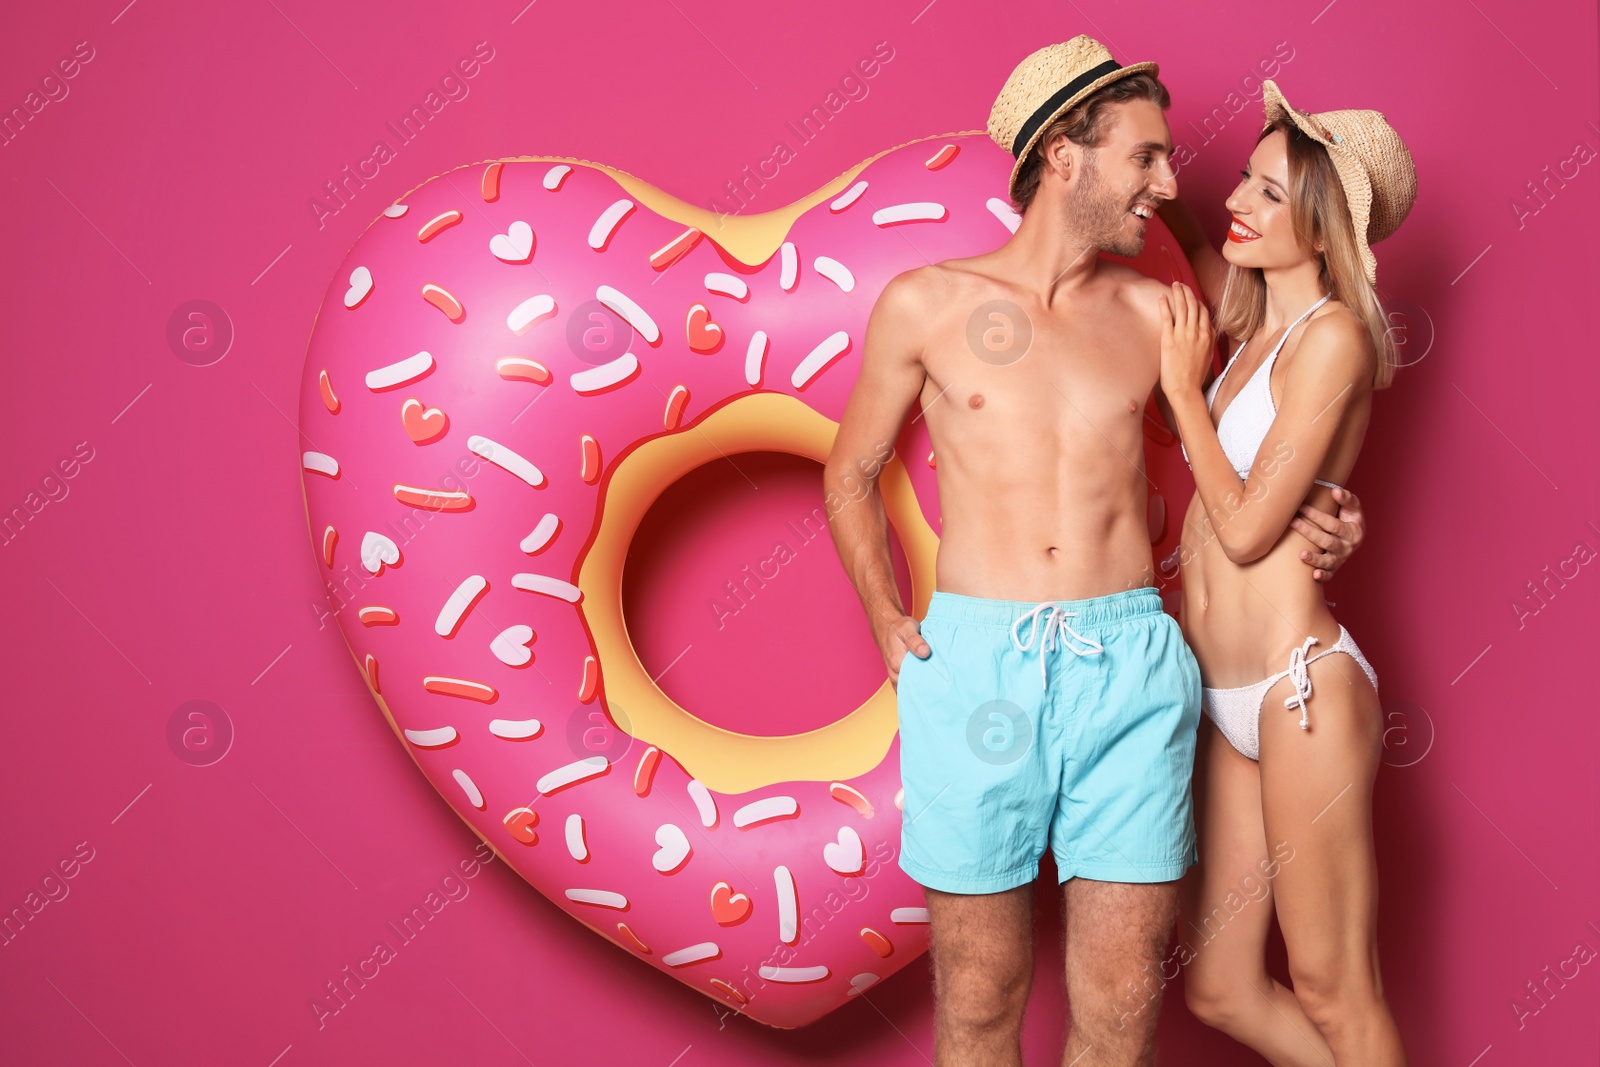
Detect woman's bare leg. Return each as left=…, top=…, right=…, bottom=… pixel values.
left=1182, top=716, right=1335, bottom=1065
left=1259, top=656, right=1407, bottom=1065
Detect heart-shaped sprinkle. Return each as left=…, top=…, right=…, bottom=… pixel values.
left=400, top=398, right=449, bottom=444
left=652, top=823, right=691, bottom=873
left=823, top=826, right=864, bottom=875
left=685, top=303, right=723, bottom=353
left=503, top=806, right=538, bottom=845
left=359, top=531, right=400, bottom=575
left=490, top=624, right=536, bottom=666
left=709, top=880, right=751, bottom=925
left=490, top=220, right=534, bottom=263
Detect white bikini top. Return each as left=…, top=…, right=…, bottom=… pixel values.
left=1181, top=292, right=1344, bottom=491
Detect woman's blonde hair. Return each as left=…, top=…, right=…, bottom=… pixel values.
left=1215, top=118, right=1398, bottom=389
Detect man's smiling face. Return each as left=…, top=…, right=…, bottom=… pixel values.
left=1057, top=97, right=1178, bottom=257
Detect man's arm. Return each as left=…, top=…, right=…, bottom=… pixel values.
left=1292, top=487, right=1367, bottom=581
left=824, top=269, right=932, bottom=685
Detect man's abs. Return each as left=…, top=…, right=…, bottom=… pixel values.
left=920, top=390, right=1158, bottom=601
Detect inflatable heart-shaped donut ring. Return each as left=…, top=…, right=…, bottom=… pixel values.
left=298, top=133, right=1194, bottom=1027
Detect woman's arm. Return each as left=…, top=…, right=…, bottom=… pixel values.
left=1159, top=283, right=1371, bottom=565
left=1156, top=197, right=1229, bottom=310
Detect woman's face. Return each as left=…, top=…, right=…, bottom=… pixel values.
left=1221, top=130, right=1316, bottom=271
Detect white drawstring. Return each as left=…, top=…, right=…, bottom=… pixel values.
left=1011, top=602, right=1104, bottom=691
left=1282, top=635, right=1319, bottom=730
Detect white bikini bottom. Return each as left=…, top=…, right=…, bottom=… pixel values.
left=1200, top=626, right=1379, bottom=762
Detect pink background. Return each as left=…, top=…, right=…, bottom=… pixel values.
left=2, top=0, right=1596, bottom=1063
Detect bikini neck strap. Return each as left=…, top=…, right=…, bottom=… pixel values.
left=1267, top=292, right=1333, bottom=360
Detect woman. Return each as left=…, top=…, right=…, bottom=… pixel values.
left=1154, top=80, right=1416, bottom=1065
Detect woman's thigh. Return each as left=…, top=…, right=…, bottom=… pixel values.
left=1258, top=656, right=1385, bottom=986
left=1181, top=717, right=1280, bottom=989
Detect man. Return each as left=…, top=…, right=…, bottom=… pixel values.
left=823, top=36, right=1365, bottom=1067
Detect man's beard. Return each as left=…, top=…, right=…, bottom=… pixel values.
left=1064, top=150, right=1145, bottom=258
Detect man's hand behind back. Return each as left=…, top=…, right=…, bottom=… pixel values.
left=1292, top=485, right=1367, bottom=582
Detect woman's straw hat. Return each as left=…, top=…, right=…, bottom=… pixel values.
left=1260, top=79, right=1417, bottom=284
left=988, top=36, right=1159, bottom=202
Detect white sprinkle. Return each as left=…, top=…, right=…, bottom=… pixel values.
left=435, top=575, right=488, bottom=637
left=537, top=755, right=608, bottom=795
left=791, top=331, right=850, bottom=390
left=383, top=203, right=408, bottom=218
left=744, top=331, right=769, bottom=387
left=687, top=780, right=718, bottom=828
left=343, top=266, right=373, bottom=308
left=488, top=717, right=542, bottom=740
left=596, top=284, right=660, bottom=344
left=302, top=451, right=339, bottom=477
left=734, top=795, right=799, bottom=828
left=705, top=272, right=749, bottom=299
left=987, top=197, right=1022, bottom=234
left=759, top=964, right=829, bottom=983
left=507, top=294, right=557, bottom=335
left=662, top=942, right=719, bottom=968
left=571, top=353, right=640, bottom=394
left=565, top=814, right=588, bottom=861
left=365, top=351, right=434, bottom=390
left=452, top=768, right=484, bottom=809
left=520, top=513, right=560, bottom=554
left=543, top=165, right=572, bottom=190
left=872, top=202, right=947, bottom=226
left=566, top=888, right=628, bottom=909
left=814, top=255, right=854, bottom=293
left=847, top=973, right=880, bottom=996
left=512, top=573, right=583, bottom=603
left=403, top=726, right=458, bottom=748
left=469, top=435, right=546, bottom=488
left=588, top=199, right=635, bottom=250
left=779, top=241, right=798, bottom=291
left=890, top=907, right=931, bottom=924
left=830, top=180, right=868, bottom=211
left=775, top=865, right=798, bottom=944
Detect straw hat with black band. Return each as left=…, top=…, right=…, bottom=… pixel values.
left=1260, top=78, right=1417, bottom=285
left=988, top=35, right=1160, bottom=203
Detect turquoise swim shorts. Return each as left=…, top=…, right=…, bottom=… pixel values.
left=895, top=586, right=1201, bottom=894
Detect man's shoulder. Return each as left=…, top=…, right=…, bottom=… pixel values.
left=1098, top=259, right=1166, bottom=292
left=877, top=262, right=941, bottom=305
left=1098, top=260, right=1167, bottom=323
left=877, top=259, right=981, bottom=320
